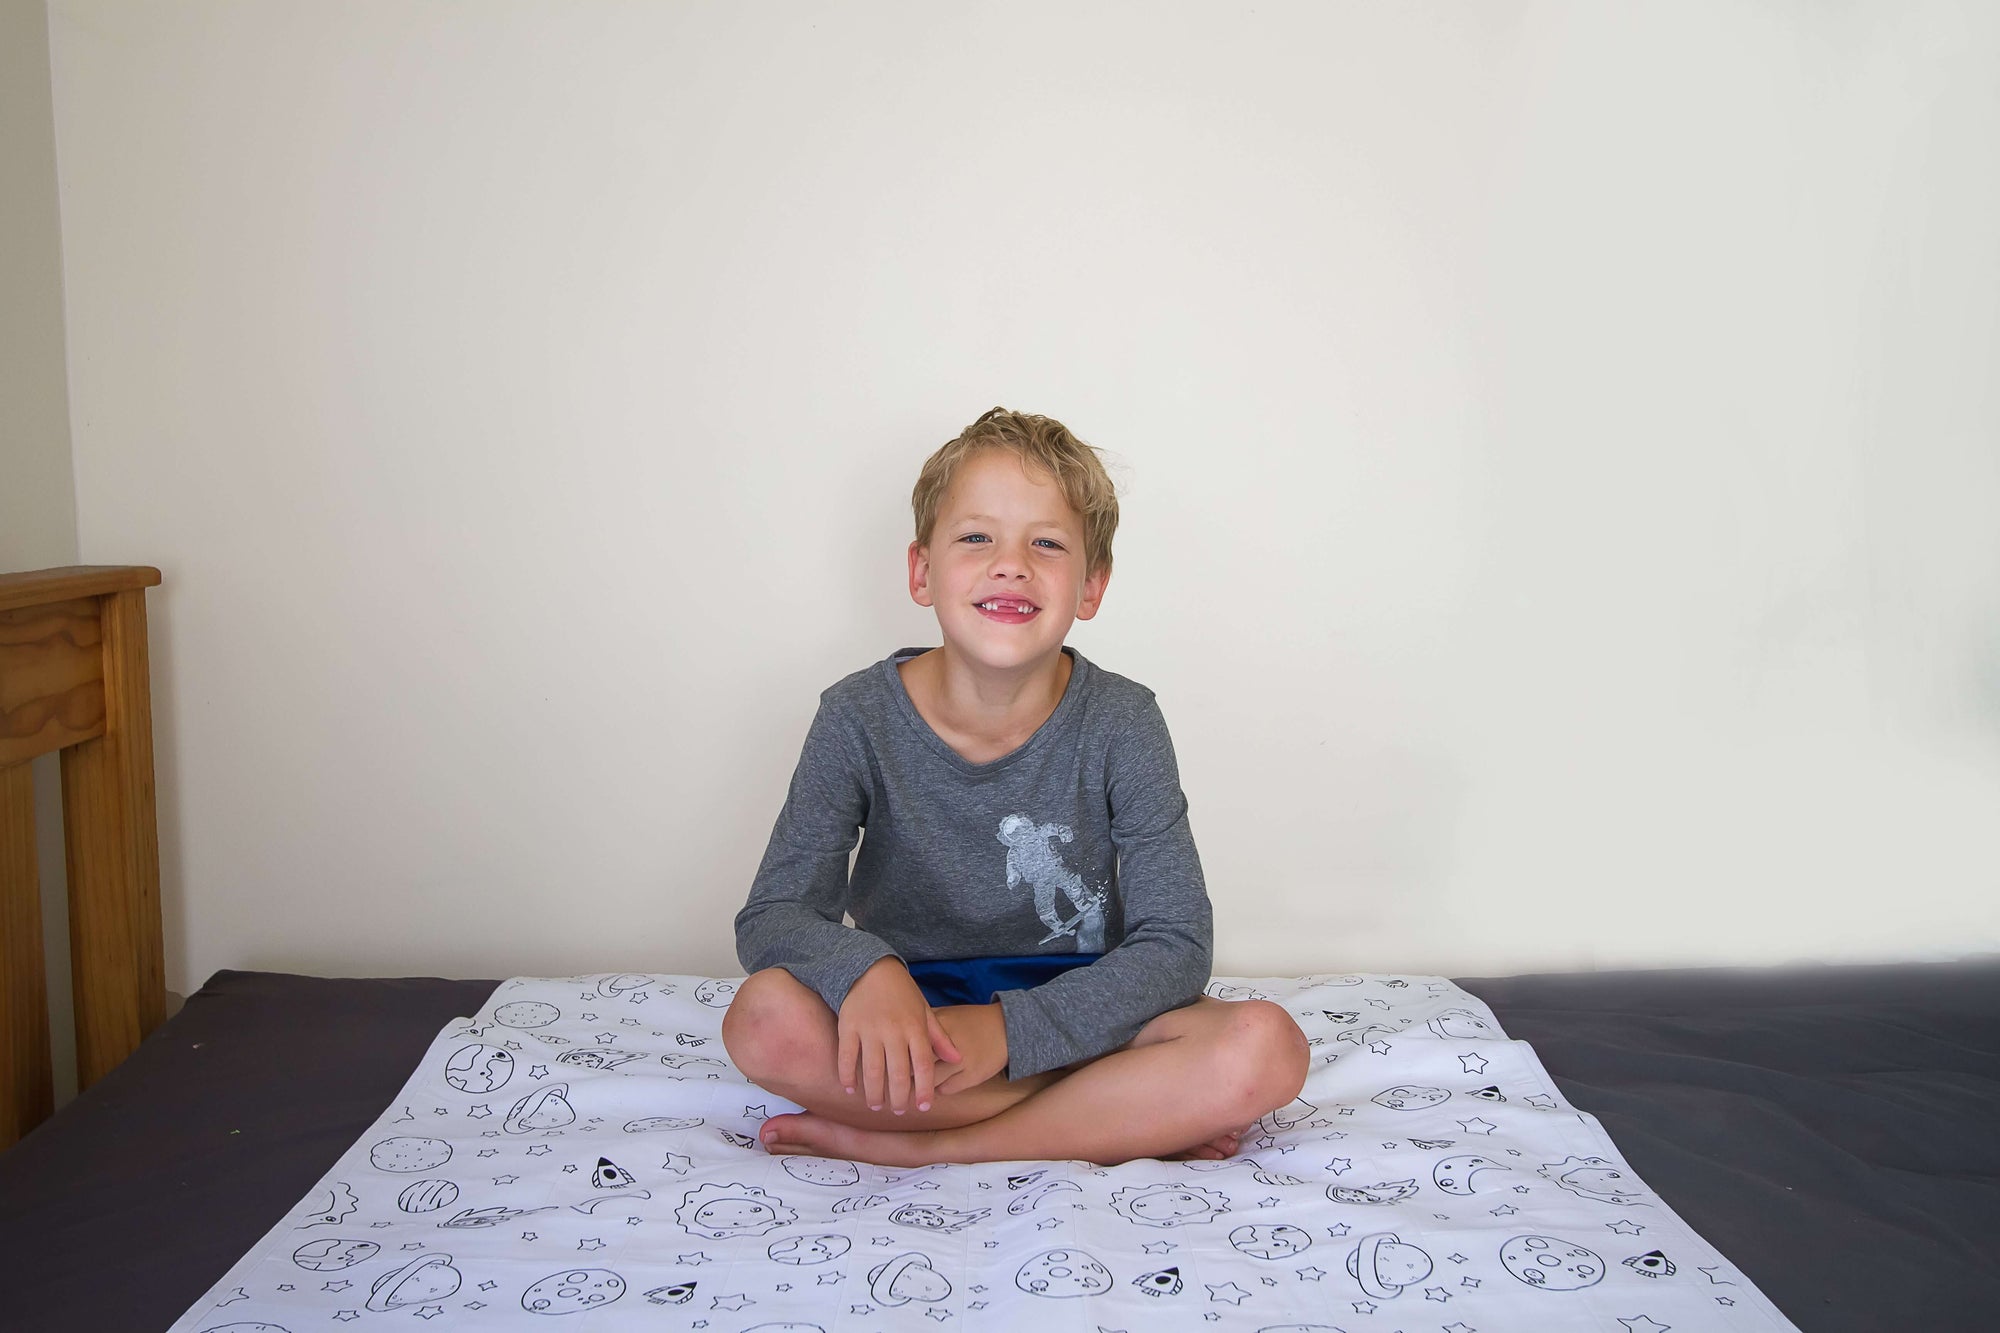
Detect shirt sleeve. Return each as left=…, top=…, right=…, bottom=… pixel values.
left=994, top=694, right=1214, bottom=1079
left=734, top=695, right=901, bottom=1013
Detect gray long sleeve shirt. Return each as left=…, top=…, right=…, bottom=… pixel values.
left=734, top=645, right=1213, bottom=1080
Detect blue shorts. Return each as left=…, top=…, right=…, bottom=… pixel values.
left=905, top=954, right=1104, bottom=1008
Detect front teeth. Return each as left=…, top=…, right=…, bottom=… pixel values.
left=977, top=601, right=1036, bottom=613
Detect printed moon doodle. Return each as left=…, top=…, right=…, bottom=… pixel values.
left=660, top=1053, right=726, bottom=1072
left=367, top=1136, right=451, bottom=1173
left=296, top=1181, right=357, bottom=1227
left=521, top=1267, right=626, bottom=1314
left=1006, top=1178, right=1082, bottom=1214
left=492, top=1001, right=560, bottom=1029
left=781, top=1156, right=861, bottom=1187
left=1499, top=1234, right=1606, bottom=1290
left=1016, top=1248, right=1114, bottom=1297
left=1432, top=1153, right=1512, bottom=1195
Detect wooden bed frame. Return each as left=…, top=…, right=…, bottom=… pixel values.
left=0, top=565, right=165, bottom=1150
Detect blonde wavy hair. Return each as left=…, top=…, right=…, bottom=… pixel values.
left=911, top=407, right=1120, bottom=580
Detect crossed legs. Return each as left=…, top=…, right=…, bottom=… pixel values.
left=721, top=966, right=1311, bottom=1168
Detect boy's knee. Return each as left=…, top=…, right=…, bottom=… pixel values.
left=1217, top=999, right=1310, bottom=1121
left=720, top=968, right=825, bottom=1081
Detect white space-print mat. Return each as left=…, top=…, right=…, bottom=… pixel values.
left=171, top=973, right=1799, bottom=1332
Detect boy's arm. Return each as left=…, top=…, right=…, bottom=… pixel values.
left=733, top=698, right=900, bottom=1012
left=993, top=695, right=1214, bottom=1079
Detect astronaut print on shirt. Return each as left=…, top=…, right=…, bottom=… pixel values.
left=997, top=813, right=1108, bottom=952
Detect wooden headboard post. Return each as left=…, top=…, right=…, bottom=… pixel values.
left=1, top=565, right=165, bottom=1150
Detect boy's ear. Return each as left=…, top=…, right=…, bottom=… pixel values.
left=1073, top=566, right=1110, bottom=621
left=907, top=540, right=933, bottom=607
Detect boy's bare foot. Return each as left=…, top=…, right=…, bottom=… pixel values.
left=1165, top=1122, right=1254, bottom=1161
left=761, top=1111, right=939, bottom=1167
left=761, top=1112, right=1256, bottom=1167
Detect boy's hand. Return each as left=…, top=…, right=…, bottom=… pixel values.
left=932, top=1002, right=1010, bottom=1095
left=837, top=957, right=961, bottom=1114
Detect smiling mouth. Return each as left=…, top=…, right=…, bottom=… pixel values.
left=974, top=599, right=1039, bottom=622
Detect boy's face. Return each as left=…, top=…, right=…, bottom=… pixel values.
left=908, top=449, right=1108, bottom=672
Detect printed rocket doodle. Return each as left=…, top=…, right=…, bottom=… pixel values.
left=167, top=971, right=1801, bottom=1332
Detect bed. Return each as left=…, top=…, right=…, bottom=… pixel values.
left=3, top=566, right=1996, bottom=1332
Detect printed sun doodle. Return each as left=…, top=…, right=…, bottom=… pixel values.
left=168, top=973, right=1801, bottom=1331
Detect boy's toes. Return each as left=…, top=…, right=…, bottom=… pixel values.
left=758, top=1112, right=815, bottom=1154
left=1163, top=1129, right=1242, bottom=1162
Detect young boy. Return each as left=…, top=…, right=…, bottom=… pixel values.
left=722, top=408, right=1309, bottom=1167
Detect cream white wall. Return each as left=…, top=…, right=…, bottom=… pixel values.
left=3, top=0, right=81, bottom=1103
left=43, top=1, right=2000, bottom=994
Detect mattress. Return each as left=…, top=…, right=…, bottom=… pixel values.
left=2, top=960, right=1996, bottom=1331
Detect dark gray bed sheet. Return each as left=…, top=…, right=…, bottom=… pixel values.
left=1, top=962, right=1995, bottom=1332
left=1456, top=959, right=2000, bottom=1330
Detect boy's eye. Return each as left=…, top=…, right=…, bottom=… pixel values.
left=957, top=534, right=1064, bottom=550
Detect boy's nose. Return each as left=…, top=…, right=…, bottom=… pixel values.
left=987, top=543, right=1034, bottom=572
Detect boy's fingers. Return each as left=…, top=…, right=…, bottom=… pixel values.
left=887, top=1044, right=913, bottom=1115
left=926, top=1010, right=962, bottom=1065
left=911, top=1037, right=935, bottom=1112
left=862, top=1041, right=886, bottom=1111
left=837, top=1026, right=859, bottom=1095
